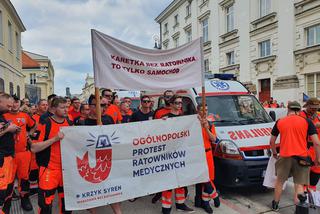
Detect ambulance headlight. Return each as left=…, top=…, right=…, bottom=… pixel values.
left=219, top=140, right=240, bottom=155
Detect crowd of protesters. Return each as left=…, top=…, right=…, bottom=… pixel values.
left=0, top=89, right=220, bottom=214
left=262, top=97, right=285, bottom=108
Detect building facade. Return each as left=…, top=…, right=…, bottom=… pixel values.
left=0, top=0, right=26, bottom=98
left=155, top=0, right=320, bottom=103
left=22, top=50, right=54, bottom=101
left=80, top=74, right=94, bottom=101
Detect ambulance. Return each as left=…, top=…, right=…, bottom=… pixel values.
left=144, top=75, right=276, bottom=187
left=115, top=90, right=141, bottom=110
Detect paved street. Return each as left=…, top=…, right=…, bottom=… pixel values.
left=11, top=180, right=302, bottom=214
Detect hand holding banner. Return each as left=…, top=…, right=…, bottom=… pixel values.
left=61, top=115, right=208, bottom=210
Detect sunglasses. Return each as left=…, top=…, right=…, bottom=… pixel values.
left=142, top=100, right=151, bottom=103
left=103, top=94, right=113, bottom=98
left=164, top=96, right=172, bottom=99
left=174, top=101, right=183, bottom=105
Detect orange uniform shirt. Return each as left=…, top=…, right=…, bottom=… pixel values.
left=69, top=108, right=81, bottom=120
left=32, top=113, right=41, bottom=124
left=104, top=104, right=122, bottom=123
left=4, top=112, right=35, bottom=153
left=202, top=123, right=216, bottom=180
left=300, top=111, right=320, bottom=173
left=154, top=107, right=171, bottom=119
left=36, top=117, right=70, bottom=170
left=269, top=103, right=278, bottom=108
left=127, top=109, right=133, bottom=116
left=271, top=115, right=317, bottom=157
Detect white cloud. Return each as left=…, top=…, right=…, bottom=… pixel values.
left=11, top=0, right=171, bottom=96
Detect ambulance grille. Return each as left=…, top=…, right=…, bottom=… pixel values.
left=243, top=149, right=264, bottom=157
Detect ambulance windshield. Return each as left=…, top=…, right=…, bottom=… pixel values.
left=196, top=95, right=273, bottom=126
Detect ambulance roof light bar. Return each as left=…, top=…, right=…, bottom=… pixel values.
left=205, top=73, right=236, bottom=80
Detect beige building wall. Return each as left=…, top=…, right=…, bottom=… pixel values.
left=0, top=0, right=26, bottom=98
left=294, top=0, right=320, bottom=99
left=156, top=0, right=320, bottom=104
left=23, top=51, right=55, bottom=99
left=80, top=74, right=94, bottom=101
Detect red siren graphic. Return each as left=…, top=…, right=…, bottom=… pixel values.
left=76, top=131, right=119, bottom=183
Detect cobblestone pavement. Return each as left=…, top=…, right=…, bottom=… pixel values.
left=11, top=181, right=304, bottom=214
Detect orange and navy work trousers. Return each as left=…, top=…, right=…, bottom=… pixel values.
left=29, top=152, right=39, bottom=191
left=0, top=156, right=14, bottom=214
left=13, top=151, right=32, bottom=196
left=162, top=187, right=185, bottom=208
left=38, top=167, right=71, bottom=214
left=195, top=181, right=218, bottom=202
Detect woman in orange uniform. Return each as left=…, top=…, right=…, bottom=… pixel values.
left=194, top=104, right=220, bottom=214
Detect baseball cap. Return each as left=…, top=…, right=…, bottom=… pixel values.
left=287, top=101, right=301, bottom=110
left=303, top=97, right=320, bottom=108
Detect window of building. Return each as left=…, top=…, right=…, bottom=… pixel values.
left=8, top=21, right=12, bottom=52
left=9, top=82, right=13, bottom=95
left=260, top=0, right=271, bottom=17
left=226, top=4, right=234, bottom=32
left=202, top=18, right=208, bottom=43
left=30, top=73, right=36, bottom=85
left=259, top=40, right=271, bottom=57
left=16, top=85, right=20, bottom=98
left=307, top=24, right=320, bottom=47
left=174, top=37, right=179, bottom=48
left=0, top=10, right=3, bottom=45
left=204, top=59, right=209, bottom=73
left=186, top=3, right=191, bottom=17
left=163, top=43, right=168, bottom=50
left=174, top=14, right=179, bottom=26
left=306, top=73, right=320, bottom=97
left=164, top=23, right=168, bottom=33
left=226, top=51, right=235, bottom=65
left=0, top=78, right=4, bottom=92
left=15, top=32, right=20, bottom=59
left=186, top=30, right=192, bottom=43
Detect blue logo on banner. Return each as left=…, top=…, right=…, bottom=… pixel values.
left=210, top=81, right=230, bottom=91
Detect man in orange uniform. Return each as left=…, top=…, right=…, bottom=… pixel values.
left=4, top=95, right=36, bottom=211
left=194, top=105, right=219, bottom=214
left=123, top=97, right=134, bottom=116
left=0, top=93, right=21, bottom=214
left=68, top=97, right=81, bottom=119
left=29, top=99, right=48, bottom=195
left=151, top=90, right=175, bottom=204
left=153, top=90, right=174, bottom=119
left=161, top=95, right=194, bottom=214
left=270, top=101, right=320, bottom=210
left=73, top=103, right=90, bottom=125
left=102, top=89, right=122, bottom=123
left=31, top=97, right=72, bottom=214
left=300, top=98, right=320, bottom=190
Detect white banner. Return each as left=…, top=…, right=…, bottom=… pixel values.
left=61, top=115, right=208, bottom=210
left=91, top=29, right=202, bottom=90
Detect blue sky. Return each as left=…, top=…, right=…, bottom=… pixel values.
left=11, top=0, right=172, bottom=95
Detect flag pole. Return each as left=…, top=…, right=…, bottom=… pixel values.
left=200, top=37, right=206, bottom=118
left=95, top=87, right=102, bottom=125
left=92, top=30, right=102, bottom=126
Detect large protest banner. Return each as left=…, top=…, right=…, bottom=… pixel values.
left=61, top=115, right=209, bottom=210
left=91, top=29, right=202, bottom=90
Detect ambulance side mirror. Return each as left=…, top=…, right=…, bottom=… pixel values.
left=269, top=111, right=276, bottom=121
